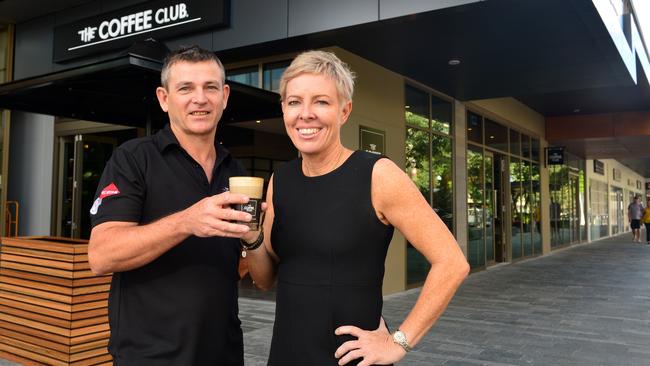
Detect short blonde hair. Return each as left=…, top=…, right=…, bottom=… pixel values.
left=279, top=50, right=356, bottom=103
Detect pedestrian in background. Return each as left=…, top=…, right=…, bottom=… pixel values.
left=628, top=195, right=644, bottom=243
left=642, top=198, right=650, bottom=244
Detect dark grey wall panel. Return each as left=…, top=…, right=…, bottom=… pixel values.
left=212, top=0, right=288, bottom=52
left=288, top=0, right=377, bottom=37
left=53, top=1, right=100, bottom=26
left=165, top=31, right=213, bottom=53
left=379, top=0, right=481, bottom=20
left=14, top=15, right=56, bottom=79
left=99, top=0, right=147, bottom=13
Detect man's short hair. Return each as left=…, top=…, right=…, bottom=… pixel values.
left=160, top=45, right=225, bottom=88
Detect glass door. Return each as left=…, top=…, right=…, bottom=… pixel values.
left=493, top=153, right=507, bottom=263
left=569, top=173, right=581, bottom=241
left=57, top=134, right=117, bottom=239
left=485, top=152, right=495, bottom=264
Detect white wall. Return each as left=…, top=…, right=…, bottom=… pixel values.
left=7, top=112, right=54, bottom=235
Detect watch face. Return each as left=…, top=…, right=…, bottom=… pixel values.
left=393, top=330, right=411, bottom=351
left=394, top=331, right=406, bottom=342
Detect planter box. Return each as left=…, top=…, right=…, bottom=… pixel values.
left=0, top=236, right=112, bottom=366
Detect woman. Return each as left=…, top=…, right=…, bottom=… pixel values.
left=242, top=50, right=469, bottom=365
left=643, top=199, right=650, bottom=244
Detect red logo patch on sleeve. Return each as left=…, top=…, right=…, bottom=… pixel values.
left=91, top=183, right=120, bottom=215
left=99, top=183, right=120, bottom=199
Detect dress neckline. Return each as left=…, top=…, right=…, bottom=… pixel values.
left=299, top=150, right=360, bottom=179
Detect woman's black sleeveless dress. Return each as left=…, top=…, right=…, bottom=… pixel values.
left=269, top=151, right=395, bottom=366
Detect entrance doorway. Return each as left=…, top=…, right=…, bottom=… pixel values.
left=611, top=187, right=624, bottom=235
left=55, top=127, right=139, bottom=239
left=467, top=147, right=508, bottom=269
left=492, top=152, right=507, bottom=263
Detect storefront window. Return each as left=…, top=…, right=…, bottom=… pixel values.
left=510, top=157, right=523, bottom=259
left=467, top=145, right=485, bottom=268
left=226, top=66, right=259, bottom=87
left=405, top=84, right=453, bottom=285
left=467, top=112, right=541, bottom=267
left=589, top=179, right=609, bottom=240
left=484, top=118, right=508, bottom=152
left=532, top=163, right=541, bottom=253
left=549, top=152, right=586, bottom=248
left=521, top=134, right=531, bottom=159
left=509, top=129, right=520, bottom=157
left=226, top=60, right=289, bottom=92
left=522, top=160, right=533, bottom=256
left=431, top=94, right=451, bottom=135
left=531, top=138, right=540, bottom=162
left=467, top=112, right=482, bottom=144
left=263, top=61, right=290, bottom=92
left=405, top=85, right=429, bottom=129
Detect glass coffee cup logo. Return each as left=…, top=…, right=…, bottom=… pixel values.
left=73, top=3, right=196, bottom=49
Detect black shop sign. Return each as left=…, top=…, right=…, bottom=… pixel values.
left=53, top=0, right=230, bottom=62
left=546, top=146, right=564, bottom=165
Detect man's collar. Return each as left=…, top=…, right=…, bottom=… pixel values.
left=154, top=123, right=232, bottom=163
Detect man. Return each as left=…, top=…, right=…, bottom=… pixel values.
left=628, top=195, right=644, bottom=243
left=88, top=45, right=259, bottom=365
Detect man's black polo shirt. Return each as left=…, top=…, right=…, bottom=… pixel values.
left=90, top=124, right=246, bottom=366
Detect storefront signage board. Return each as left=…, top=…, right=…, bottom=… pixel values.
left=54, top=0, right=229, bottom=62
left=593, top=159, right=605, bottom=175
left=546, top=146, right=564, bottom=165
left=360, top=126, right=385, bottom=155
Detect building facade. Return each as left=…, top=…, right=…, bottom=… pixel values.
left=0, top=0, right=649, bottom=295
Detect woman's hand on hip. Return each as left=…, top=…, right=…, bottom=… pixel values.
left=334, top=318, right=406, bottom=366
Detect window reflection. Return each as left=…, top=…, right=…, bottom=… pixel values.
left=405, top=85, right=429, bottom=129
left=510, top=157, right=523, bottom=259
left=509, top=129, right=520, bottom=157
left=467, top=145, right=485, bottom=268
left=467, top=112, right=483, bottom=144
left=431, top=95, right=451, bottom=135
left=406, top=128, right=430, bottom=200
left=405, top=84, right=453, bottom=285
left=263, top=61, right=290, bottom=92
left=484, top=119, right=508, bottom=152
left=226, top=66, right=259, bottom=88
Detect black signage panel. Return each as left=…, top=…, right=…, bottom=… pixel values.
left=359, top=126, right=385, bottom=155
left=546, top=146, right=564, bottom=165
left=593, top=159, right=605, bottom=175
left=53, top=0, right=230, bottom=62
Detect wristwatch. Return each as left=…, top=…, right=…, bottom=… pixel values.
left=392, top=329, right=412, bottom=352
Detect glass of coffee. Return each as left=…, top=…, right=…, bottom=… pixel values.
left=228, top=176, right=264, bottom=230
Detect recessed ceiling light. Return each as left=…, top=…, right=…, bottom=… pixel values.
left=405, top=105, right=410, bottom=109
left=448, top=59, right=461, bottom=66
left=256, top=120, right=261, bottom=123
left=573, top=108, right=581, bottom=113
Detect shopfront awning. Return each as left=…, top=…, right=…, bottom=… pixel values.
left=0, top=48, right=281, bottom=128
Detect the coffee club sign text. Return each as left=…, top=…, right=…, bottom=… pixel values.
left=53, top=0, right=229, bottom=62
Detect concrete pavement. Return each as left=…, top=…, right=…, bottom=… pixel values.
left=1, top=234, right=647, bottom=365
left=241, top=234, right=650, bottom=365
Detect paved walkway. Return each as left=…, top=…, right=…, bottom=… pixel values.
left=1, top=235, right=648, bottom=365
left=241, top=234, right=650, bottom=365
